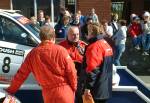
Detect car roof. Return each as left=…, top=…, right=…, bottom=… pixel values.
left=0, top=9, right=23, bottom=19
left=0, top=9, right=41, bottom=43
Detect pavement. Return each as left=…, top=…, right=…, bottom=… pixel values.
left=120, top=37, right=150, bottom=88
left=121, top=37, right=150, bottom=76
left=138, top=76, right=150, bottom=88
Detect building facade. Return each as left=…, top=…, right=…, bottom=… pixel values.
left=0, top=0, right=111, bottom=21
left=77, top=0, right=111, bottom=21
left=0, top=0, right=11, bottom=9
left=0, top=0, right=150, bottom=22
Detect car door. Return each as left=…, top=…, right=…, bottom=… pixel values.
left=0, top=15, right=38, bottom=84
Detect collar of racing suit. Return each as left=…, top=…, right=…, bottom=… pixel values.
left=67, top=39, right=78, bottom=47
left=39, top=40, right=54, bottom=46
left=88, top=34, right=103, bottom=44
left=67, top=39, right=85, bottom=55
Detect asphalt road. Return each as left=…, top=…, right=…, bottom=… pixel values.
left=121, top=37, right=150, bottom=76
left=119, top=37, right=150, bottom=88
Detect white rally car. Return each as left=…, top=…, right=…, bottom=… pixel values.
left=0, top=9, right=41, bottom=86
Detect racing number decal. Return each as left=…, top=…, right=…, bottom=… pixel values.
left=2, top=57, right=11, bottom=73
left=0, top=47, right=25, bottom=73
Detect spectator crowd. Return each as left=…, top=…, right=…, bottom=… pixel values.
left=30, top=7, right=150, bottom=66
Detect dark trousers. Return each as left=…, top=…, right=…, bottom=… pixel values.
left=75, top=78, right=84, bottom=103
left=94, top=99, right=107, bottom=103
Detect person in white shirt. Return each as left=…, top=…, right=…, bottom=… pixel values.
left=102, top=20, right=115, bottom=51
left=112, top=20, right=127, bottom=66
left=88, top=8, right=99, bottom=24
left=102, top=20, right=113, bottom=38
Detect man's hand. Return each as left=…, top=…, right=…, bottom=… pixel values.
left=84, top=89, right=92, bottom=100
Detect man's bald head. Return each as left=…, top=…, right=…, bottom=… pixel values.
left=40, top=26, right=55, bottom=41
left=68, top=26, right=79, bottom=34
left=67, top=26, right=80, bottom=43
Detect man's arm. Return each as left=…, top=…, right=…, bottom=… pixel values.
left=63, top=49, right=77, bottom=91
left=6, top=54, right=32, bottom=94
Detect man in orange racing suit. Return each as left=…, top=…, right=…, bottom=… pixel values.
left=6, top=26, right=77, bottom=103
left=59, top=26, right=87, bottom=103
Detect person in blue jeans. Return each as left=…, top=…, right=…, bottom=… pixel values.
left=142, top=34, right=150, bottom=54
left=112, top=20, right=127, bottom=66
left=113, top=44, right=125, bottom=66
left=141, top=11, right=150, bottom=55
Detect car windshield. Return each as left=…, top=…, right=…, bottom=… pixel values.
left=16, top=16, right=40, bottom=39
left=24, top=23, right=40, bottom=39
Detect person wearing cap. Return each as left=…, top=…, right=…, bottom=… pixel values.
left=128, top=13, right=137, bottom=28
left=141, top=11, right=150, bottom=55
left=127, top=13, right=137, bottom=34
left=130, top=13, right=137, bottom=22
left=128, top=16, right=143, bottom=50
left=5, top=26, right=77, bottom=103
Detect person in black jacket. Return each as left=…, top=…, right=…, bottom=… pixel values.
left=81, top=17, right=93, bottom=41
left=109, top=13, right=119, bottom=36
left=55, top=16, right=70, bottom=38
left=83, top=23, right=113, bottom=103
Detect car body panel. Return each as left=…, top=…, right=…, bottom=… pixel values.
left=0, top=10, right=40, bottom=85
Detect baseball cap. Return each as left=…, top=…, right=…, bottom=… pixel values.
left=133, top=16, right=140, bottom=20
left=131, top=13, right=136, bottom=18
left=143, top=11, right=150, bottom=17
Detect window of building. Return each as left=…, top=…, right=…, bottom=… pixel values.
left=65, top=0, right=75, bottom=14
left=111, top=2, right=124, bottom=19
left=12, top=0, right=34, bottom=17
left=67, top=0, right=75, bottom=5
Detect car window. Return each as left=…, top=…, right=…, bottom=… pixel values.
left=0, top=16, right=38, bottom=47
left=0, top=18, right=5, bottom=40
left=16, top=16, right=40, bottom=39
left=24, top=23, right=40, bottom=39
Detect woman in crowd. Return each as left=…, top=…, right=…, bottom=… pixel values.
left=83, top=23, right=113, bottom=103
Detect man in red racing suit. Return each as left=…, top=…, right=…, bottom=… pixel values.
left=59, top=26, right=87, bottom=103
left=59, top=26, right=87, bottom=75
left=6, top=26, right=77, bottom=103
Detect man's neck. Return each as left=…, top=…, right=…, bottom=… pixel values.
left=42, top=39, right=55, bottom=44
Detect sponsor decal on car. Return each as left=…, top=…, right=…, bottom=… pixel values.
left=0, top=47, right=25, bottom=57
